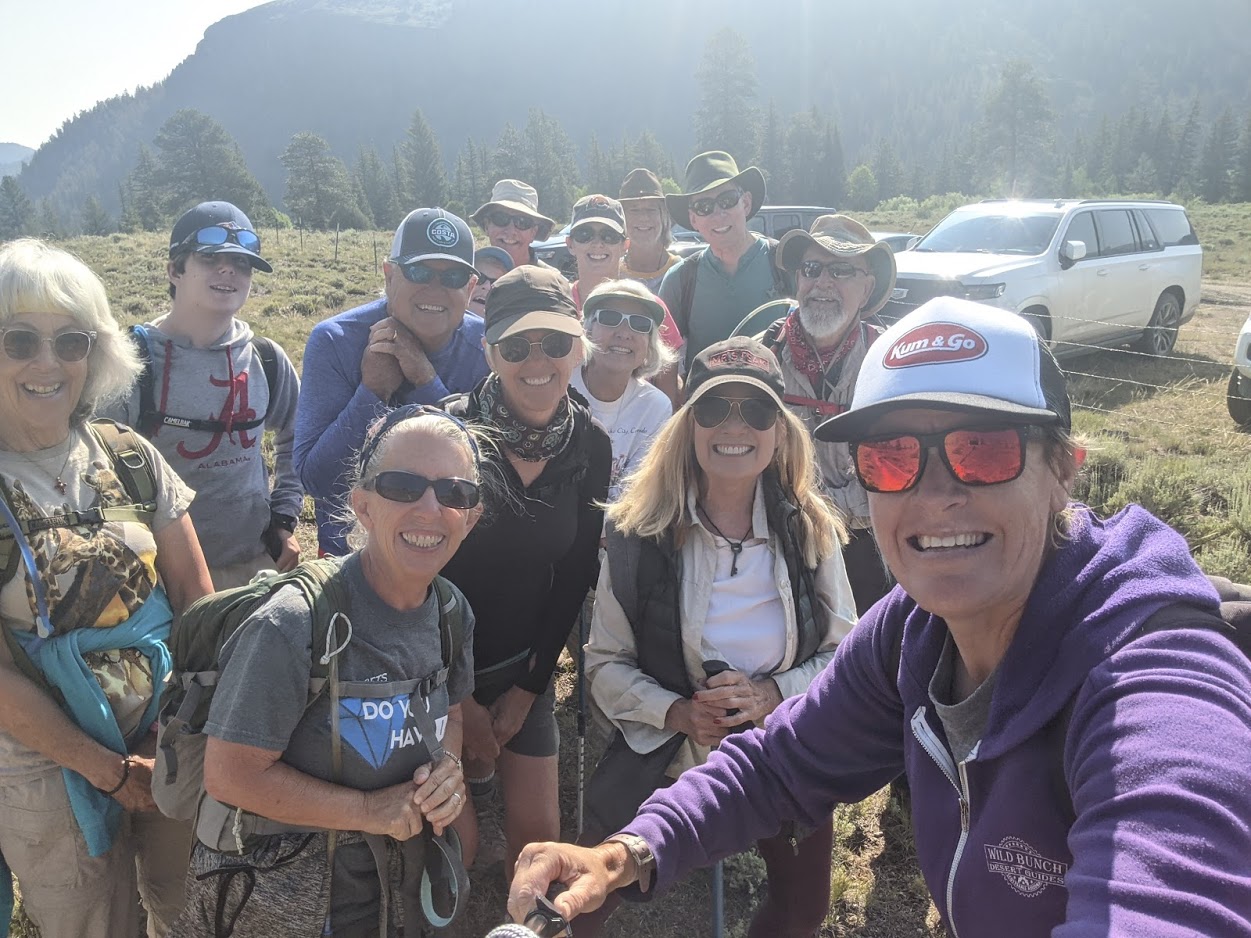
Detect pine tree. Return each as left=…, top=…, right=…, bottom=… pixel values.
left=1151, top=108, right=1177, bottom=195
left=520, top=109, right=580, bottom=221
left=151, top=109, right=270, bottom=222
left=79, top=195, right=112, bottom=236
left=355, top=146, right=400, bottom=230
left=1171, top=98, right=1203, bottom=196
left=823, top=122, right=847, bottom=208
left=491, top=123, right=526, bottom=186
left=1199, top=108, right=1237, bottom=203
left=34, top=198, right=64, bottom=239
left=693, top=27, right=760, bottom=167
left=758, top=101, right=786, bottom=198
left=632, top=131, right=675, bottom=183
left=785, top=109, right=823, bottom=205
left=979, top=59, right=1054, bottom=194
left=1125, top=155, right=1159, bottom=195
left=1233, top=113, right=1251, bottom=204
left=280, top=132, right=369, bottom=229
left=584, top=133, right=615, bottom=196
left=401, top=109, right=448, bottom=209
left=121, top=144, right=164, bottom=232
left=872, top=140, right=904, bottom=202
left=846, top=165, right=878, bottom=211
left=0, top=176, right=34, bottom=239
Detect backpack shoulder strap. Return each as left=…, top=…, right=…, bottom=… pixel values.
left=250, top=335, right=280, bottom=399
left=431, top=575, right=463, bottom=693
left=84, top=419, right=158, bottom=525
left=675, top=254, right=698, bottom=339
left=128, top=325, right=158, bottom=437
left=766, top=238, right=793, bottom=298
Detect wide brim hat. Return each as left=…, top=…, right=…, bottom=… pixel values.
left=169, top=201, right=272, bottom=273
left=582, top=287, right=667, bottom=327
left=684, top=336, right=787, bottom=410
left=618, top=167, right=666, bottom=204
left=777, top=215, right=896, bottom=316
left=483, top=265, right=584, bottom=343
left=815, top=297, right=1071, bottom=443
left=471, top=179, right=557, bottom=241
left=665, top=151, right=765, bottom=230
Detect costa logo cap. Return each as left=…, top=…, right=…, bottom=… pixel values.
left=815, top=296, right=1070, bottom=442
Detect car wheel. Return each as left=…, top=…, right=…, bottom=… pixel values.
left=1021, top=308, right=1051, bottom=342
left=1228, top=369, right=1251, bottom=427
left=1134, top=292, right=1182, bottom=357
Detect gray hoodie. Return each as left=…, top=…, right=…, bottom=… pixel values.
left=102, top=317, right=303, bottom=568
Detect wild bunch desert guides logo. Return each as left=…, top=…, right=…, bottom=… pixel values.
left=882, top=322, right=989, bottom=369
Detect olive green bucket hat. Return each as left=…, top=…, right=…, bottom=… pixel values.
left=665, top=151, right=765, bottom=229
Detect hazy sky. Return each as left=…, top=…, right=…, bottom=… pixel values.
left=0, top=0, right=271, bottom=148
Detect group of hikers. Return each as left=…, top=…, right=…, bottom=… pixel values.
left=0, top=146, right=1249, bottom=938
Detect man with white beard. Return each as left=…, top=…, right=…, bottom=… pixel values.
left=758, top=215, right=897, bottom=612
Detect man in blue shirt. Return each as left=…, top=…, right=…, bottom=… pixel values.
left=294, top=207, right=489, bottom=554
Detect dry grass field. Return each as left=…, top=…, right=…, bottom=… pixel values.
left=9, top=199, right=1251, bottom=937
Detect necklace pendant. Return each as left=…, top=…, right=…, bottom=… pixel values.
left=730, top=543, right=742, bottom=577
left=55, top=477, right=67, bottom=495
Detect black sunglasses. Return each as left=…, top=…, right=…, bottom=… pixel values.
left=177, top=225, right=262, bottom=254
left=690, top=189, right=744, bottom=218
left=363, top=470, right=481, bottom=509
left=493, top=332, right=575, bottom=364
left=691, top=395, right=779, bottom=431
left=486, top=211, right=537, bottom=231
left=590, top=308, right=654, bottom=334
left=397, top=262, right=475, bottom=288
left=571, top=225, right=624, bottom=245
left=1, top=328, right=96, bottom=363
left=799, top=260, right=871, bottom=281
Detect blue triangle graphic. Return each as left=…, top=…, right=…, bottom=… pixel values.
left=337, top=695, right=409, bottom=770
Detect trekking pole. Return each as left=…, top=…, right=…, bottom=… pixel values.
left=576, top=606, right=588, bottom=838
left=702, top=659, right=743, bottom=938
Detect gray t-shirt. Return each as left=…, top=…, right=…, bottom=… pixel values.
left=929, top=634, right=998, bottom=765
left=205, top=553, right=474, bottom=790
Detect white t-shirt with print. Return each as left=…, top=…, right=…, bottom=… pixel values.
left=571, top=370, right=672, bottom=501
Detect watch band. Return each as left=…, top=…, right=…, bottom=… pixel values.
left=604, top=833, right=656, bottom=893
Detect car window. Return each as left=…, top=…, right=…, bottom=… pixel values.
left=912, top=212, right=1060, bottom=255
left=1144, top=208, right=1199, bottom=247
left=1063, top=212, right=1098, bottom=257
left=748, top=217, right=765, bottom=235
left=1131, top=210, right=1160, bottom=251
left=1093, top=210, right=1137, bottom=256
left=771, top=214, right=801, bottom=238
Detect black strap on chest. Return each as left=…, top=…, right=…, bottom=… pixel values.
left=129, top=325, right=279, bottom=435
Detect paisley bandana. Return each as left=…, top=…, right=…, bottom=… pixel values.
left=781, top=313, right=861, bottom=388
left=478, top=373, right=574, bottom=462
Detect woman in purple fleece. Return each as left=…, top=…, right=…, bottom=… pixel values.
left=507, top=296, right=1251, bottom=938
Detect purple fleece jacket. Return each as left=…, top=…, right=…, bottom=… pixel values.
left=624, top=505, right=1251, bottom=938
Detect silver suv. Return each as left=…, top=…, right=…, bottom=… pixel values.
left=883, top=199, right=1202, bottom=358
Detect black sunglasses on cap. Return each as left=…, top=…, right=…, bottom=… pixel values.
left=486, top=211, right=537, bottom=231
left=397, top=261, right=475, bottom=289
left=691, top=395, right=779, bottom=431
left=1, top=328, right=96, bottom=363
left=571, top=226, right=624, bottom=245
left=363, top=470, right=481, bottom=509
left=493, top=332, right=575, bottom=364
left=176, top=225, right=262, bottom=254
left=690, top=189, right=744, bottom=218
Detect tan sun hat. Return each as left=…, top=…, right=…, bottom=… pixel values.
left=471, top=179, right=558, bottom=240
left=777, top=214, right=897, bottom=316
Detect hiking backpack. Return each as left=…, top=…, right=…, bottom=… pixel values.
left=0, top=419, right=158, bottom=698
left=127, top=324, right=280, bottom=436
left=153, top=558, right=464, bottom=823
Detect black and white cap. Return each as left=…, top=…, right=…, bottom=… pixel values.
left=389, top=208, right=479, bottom=273
left=815, top=296, right=1071, bottom=442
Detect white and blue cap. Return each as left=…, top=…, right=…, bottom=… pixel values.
left=389, top=207, right=479, bottom=273
left=815, top=296, right=1070, bottom=442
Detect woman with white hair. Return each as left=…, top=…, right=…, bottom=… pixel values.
left=572, top=280, right=675, bottom=501
left=0, top=239, right=213, bottom=937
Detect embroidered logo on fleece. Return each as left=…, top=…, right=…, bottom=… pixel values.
left=882, top=322, right=988, bottom=369
left=983, top=836, right=1068, bottom=897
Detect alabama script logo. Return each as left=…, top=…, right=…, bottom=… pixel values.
left=882, top=321, right=988, bottom=369
left=984, top=836, right=1068, bottom=898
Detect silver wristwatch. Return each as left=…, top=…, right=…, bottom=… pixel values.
left=604, top=833, right=656, bottom=892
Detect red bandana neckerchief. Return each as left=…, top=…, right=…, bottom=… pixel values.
left=781, top=314, right=860, bottom=388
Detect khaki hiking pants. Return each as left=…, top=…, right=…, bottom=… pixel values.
left=0, top=771, right=193, bottom=938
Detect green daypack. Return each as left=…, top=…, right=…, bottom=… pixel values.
left=152, top=558, right=464, bottom=823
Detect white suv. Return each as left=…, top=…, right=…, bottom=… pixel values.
left=883, top=199, right=1202, bottom=358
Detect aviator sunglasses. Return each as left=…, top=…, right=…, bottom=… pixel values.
left=1, top=327, right=96, bottom=363
left=690, top=188, right=744, bottom=218
left=486, top=211, right=537, bottom=231
left=590, top=308, right=654, bottom=334
left=799, top=260, right=871, bottom=281
left=397, top=261, right=475, bottom=289
left=851, top=425, right=1039, bottom=494
left=691, top=395, right=779, bottom=431
left=493, top=332, right=575, bottom=364
left=570, top=225, right=624, bottom=245
left=176, top=225, right=262, bottom=254
left=363, top=470, right=480, bottom=509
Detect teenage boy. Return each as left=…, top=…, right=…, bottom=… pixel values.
left=294, top=207, right=488, bottom=556
left=104, top=201, right=303, bottom=589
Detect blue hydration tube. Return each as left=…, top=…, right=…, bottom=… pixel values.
left=0, top=497, right=54, bottom=639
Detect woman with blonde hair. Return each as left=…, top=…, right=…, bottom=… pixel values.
left=574, top=336, right=858, bottom=937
